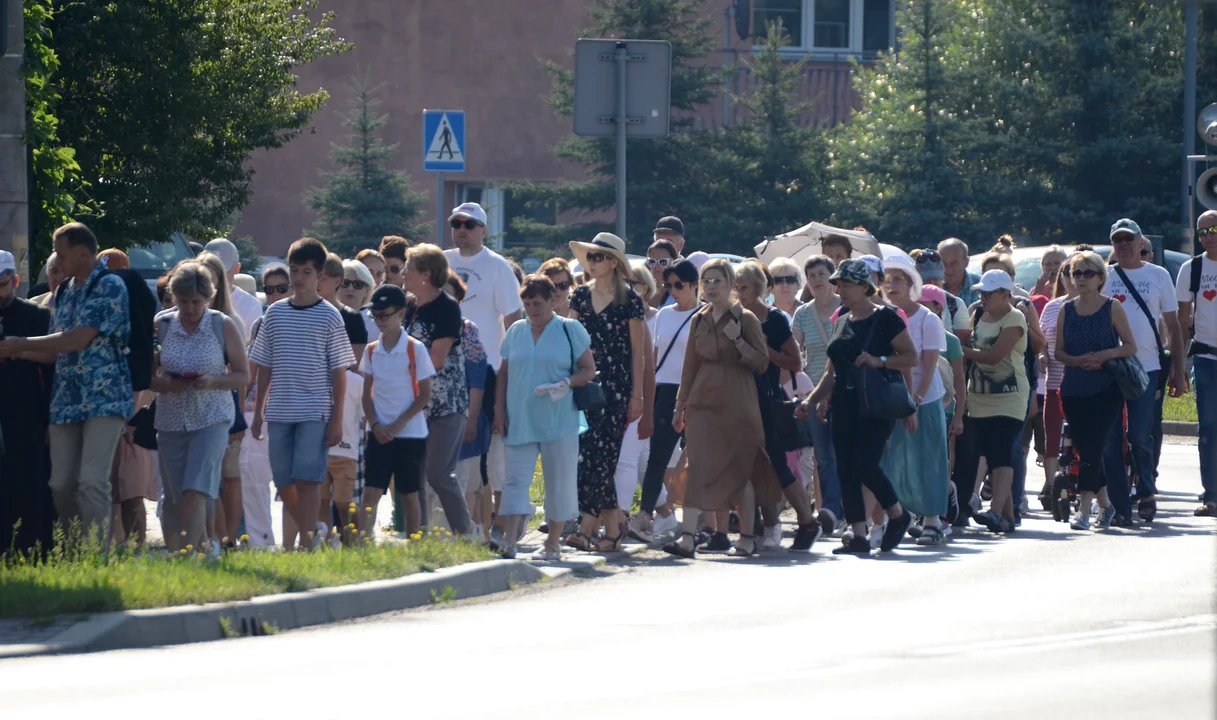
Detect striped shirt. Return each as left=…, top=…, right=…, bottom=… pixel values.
left=249, top=298, right=355, bottom=423
left=1039, top=297, right=1066, bottom=391
left=791, top=301, right=838, bottom=382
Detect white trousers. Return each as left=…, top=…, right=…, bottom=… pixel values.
left=238, top=411, right=275, bottom=549
left=614, top=419, right=668, bottom=512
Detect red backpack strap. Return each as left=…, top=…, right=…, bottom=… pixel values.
left=407, top=339, right=419, bottom=396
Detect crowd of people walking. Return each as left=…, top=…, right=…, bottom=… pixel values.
left=0, top=206, right=1213, bottom=562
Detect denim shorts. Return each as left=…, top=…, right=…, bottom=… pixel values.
left=268, top=421, right=329, bottom=488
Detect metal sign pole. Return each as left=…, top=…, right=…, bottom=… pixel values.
left=1182, top=0, right=1198, bottom=240
left=437, top=172, right=445, bottom=247
left=615, top=41, right=628, bottom=240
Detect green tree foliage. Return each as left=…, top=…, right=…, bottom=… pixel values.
left=304, top=73, right=430, bottom=256
left=509, top=0, right=722, bottom=252
left=684, top=21, right=831, bottom=254
left=22, top=0, right=95, bottom=268
left=44, top=0, right=348, bottom=251
left=232, top=236, right=263, bottom=277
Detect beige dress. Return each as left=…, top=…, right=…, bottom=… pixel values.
left=677, top=303, right=781, bottom=510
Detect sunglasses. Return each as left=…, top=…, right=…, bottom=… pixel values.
left=341, top=279, right=368, bottom=290
left=646, top=257, right=673, bottom=268
left=663, top=281, right=689, bottom=291
left=1070, top=269, right=1099, bottom=279
left=386, top=264, right=404, bottom=275
left=1198, top=226, right=1217, bottom=237
left=979, top=289, right=1006, bottom=298
left=773, top=275, right=799, bottom=285
left=1112, top=233, right=1139, bottom=244
left=371, top=309, right=401, bottom=321
left=701, top=277, right=724, bottom=287
left=551, top=280, right=572, bottom=291
left=450, top=219, right=481, bottom=230
left=265, top=283, right=290, bottom=295
left=584, top=252, right=607, bottom=264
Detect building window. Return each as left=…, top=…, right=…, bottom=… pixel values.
left=754, top=0, right=893, bottom=55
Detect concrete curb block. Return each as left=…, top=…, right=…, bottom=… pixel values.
left=1, top=559, right=543, bottom=659
left=1163, top=421, right=1199, bottom=437
left=530, top=541, right=648, bottom=580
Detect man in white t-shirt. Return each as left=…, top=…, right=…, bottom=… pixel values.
left=1100, top=218, right=1188, bottom=526
left=443, top=202, right=522, bottom=514
left=205, top=238, right=263, bottom=340
left=1178, top=210, right=1217, bottom=514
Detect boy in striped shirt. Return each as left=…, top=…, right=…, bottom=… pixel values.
left=250, top=238, right=355, bottom=550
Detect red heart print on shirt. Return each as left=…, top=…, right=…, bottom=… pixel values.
left=1113, top=294, right=1127, bottom=303
left=1204, top=289, right=1217, bottom=302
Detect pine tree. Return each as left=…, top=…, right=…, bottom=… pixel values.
left=508, top=0, right=722, bottom=252
left=684, top=20, right=832, bottom=254
left=305, top=73, right=429, bottom=256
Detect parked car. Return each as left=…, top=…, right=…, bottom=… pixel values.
left=968, top=244, right=1188, bottom=292
left=37, top=232, right=194, bottom=302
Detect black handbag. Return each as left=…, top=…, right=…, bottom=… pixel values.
left=851, top=310, right=916, bottom=420
left=763, top=375, right=814, bottom=452
left=562, top=320, right=606, bottom=412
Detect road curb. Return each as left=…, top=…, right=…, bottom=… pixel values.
left=1163, top=421, right=1199, bottom=437
left=0, top=559, right=543, bottom=659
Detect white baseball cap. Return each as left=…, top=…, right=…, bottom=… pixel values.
left=204, top=238, right=240, bottom=271
left=972, top=268, right=1014, bottom=293
left=448, top=202, right=488, bottom=226
left=0, top=250, right=15, bottom=276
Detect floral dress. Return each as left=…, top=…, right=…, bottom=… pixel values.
left=570, top=285, right=644, bottom=516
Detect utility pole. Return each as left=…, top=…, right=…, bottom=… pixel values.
left=0, top=0, right=30, bottom=279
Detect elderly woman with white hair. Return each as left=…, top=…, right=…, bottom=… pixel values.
left=767, top=256, right=804, bottom=318
left=339, top=258, right=378, bottom=341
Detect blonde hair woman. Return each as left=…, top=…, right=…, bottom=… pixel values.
left=663, top=258, right=781, bottom=558
left=566, top=233, right=648, bottom=552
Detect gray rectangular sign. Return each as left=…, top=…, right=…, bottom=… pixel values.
left=573, top=38, right=672, bottom=139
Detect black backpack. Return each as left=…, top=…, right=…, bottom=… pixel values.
left=57, top=268, right=156, bottom=392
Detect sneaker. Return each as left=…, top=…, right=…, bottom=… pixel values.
left=627, top=513, right=654, bottom=543
left=880, top=511, right=912, bottom=551
left=311, top=522, right=329, bottom=551
left=1096, top=506, right=1116, bottom=530
left=999, top=515, right=1017, bottom=534
left=1069, top=513, right=1091, bottom=531
left=816, top=508, right=839, bottom=536
left=1110, top=514, right=1136, bottom=529
left=699, top=531, right=731, bottom=552
left=207, top=539, right=223, bottom=561
left=531, top=544, right=561, bottom=561
left=1089, top=500, right=1100, bottom=516
left=760, top=523, right=783, bottom=550
left=907, top=518, right=924, bottom=539
left=790, top=521, right=822, bottom=551
left=841, top=527, right=855, bottom=544
left=916, top=525, right=945, bottom=546
left=868, top=522, right=886, bottom=550
left=832, top=536, right=871, bottom=555
left=968, top=493, right=983, bottom=517
left=981, top=482, right=993, bottom=502
left=973, top=509, right=1002, bottom=533
left=1019, top=495, right=1030, bottom=514
left=653, top=512, right=680, bottom=539
left=1013, top=507, right=1022, bottom=527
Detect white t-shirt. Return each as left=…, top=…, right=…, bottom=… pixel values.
left=359, top=334, right=437, bottom=439
left=329, top=370, right=363, bottom=460
left=905, top=306, right=947, bottom=405
left=230, top=286, right=263, bottom=343
left=652, top=304, right=699, bottom=385
left=1176, top=254, right=1217, bottom=361
left=1103, top=263, right=1176, bottom=372
left=444, top=246, right=522, bottom=371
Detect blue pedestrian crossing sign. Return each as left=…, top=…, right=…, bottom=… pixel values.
left=423, top=110, right=465, bottom=172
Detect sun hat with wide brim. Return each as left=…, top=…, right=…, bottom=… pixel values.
left=882, top=256, right=923, bottom=303
left=570, top=232, right=630, bottom=272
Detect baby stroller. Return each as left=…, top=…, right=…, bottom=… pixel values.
left=1049, top=419, right=1136, bottom=523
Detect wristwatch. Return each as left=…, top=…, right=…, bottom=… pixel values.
left=880, top=355, right=888, bottom=368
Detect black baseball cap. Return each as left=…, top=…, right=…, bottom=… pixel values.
left=654, top=216, right=684, bottom=236
left=370, top=284, right=408, bottom=311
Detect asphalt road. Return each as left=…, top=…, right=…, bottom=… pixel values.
left=2, top=443, right=1213, bottom=719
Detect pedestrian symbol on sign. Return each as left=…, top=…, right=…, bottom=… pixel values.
left=426, top=113, right=464, bottom=165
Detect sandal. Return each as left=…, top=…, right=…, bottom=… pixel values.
left=563, top=532, right=595, bottom=552
left=1195, top=502, right=1217, bottom=518
left=662, top=532, right=697, bottom=559
left=596, top=533, right=624, bottom=554
left=1137, top=497, right=1157, bottom=523
left=727, top=534, right=756, bottom=558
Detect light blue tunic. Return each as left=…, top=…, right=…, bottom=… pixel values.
left=500, top=314, right=590, bottom=446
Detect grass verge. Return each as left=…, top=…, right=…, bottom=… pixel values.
left=1163, top=394, right=1198, bottom=423
left=0, top=528, right=493, bottom=620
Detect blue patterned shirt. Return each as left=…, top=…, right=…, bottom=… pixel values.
left=50, top=261, right=134, bottom=424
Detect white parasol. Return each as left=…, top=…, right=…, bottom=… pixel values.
left=754, top=221, right=910, bottom=267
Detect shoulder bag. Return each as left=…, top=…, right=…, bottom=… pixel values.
left=763, top=372, right=815, bottom=452
left=655, top=304, right=703, bottom=373
left=852, top=309, right=916, bottom=420
left=562, top=320, right=606, bottom=412
left=1113, top=266, right=1170, bottom=392
left=1098, top=298, right=1149, bottom=400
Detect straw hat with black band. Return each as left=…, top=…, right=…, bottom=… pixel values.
left=570, top=232, right=630, bottom=272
